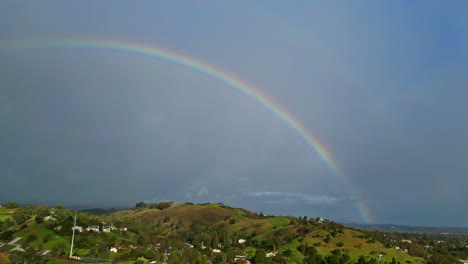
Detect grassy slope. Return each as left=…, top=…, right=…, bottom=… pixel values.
left=118, top=204, right=425, bottom=264
left=0, top=204, right=427, bottom=264
left=0, top=207, right=13, bottom=221
left=127, top=203, right=291, bottom=234
left=11, top=223, right=70, bottom=251
left=299, top=229, right=425, bottom=264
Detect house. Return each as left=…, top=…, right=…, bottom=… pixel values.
left=86, top=225, right=100, bottom=232
left=119, top=227, right=128, bottom=232
left=109, top=247, right=118, bottom=253
left=238, top=239, right=246, bottom=244
left=102, top=225, right=117, bottom=232
left=402, top=239, right=412, bottom=243
left=185, top=243, right=194, bottom=248
left=44, top=216, right=57, bottom=221
left=266, top=251, right=277, bottom=257
left=113, top=244, right=126, bottom=250
left=72, top=226, right=83, bottom=232
left=128, top=243, right=139, bottom=249
left=212, top=249, right=221, bottom=253
left=234, top=255, right=248, bottom=261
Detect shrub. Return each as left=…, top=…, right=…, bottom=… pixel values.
left=26, top=234, right=38, bottom=243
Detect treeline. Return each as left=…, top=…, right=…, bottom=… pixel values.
left=135, top=201, right=174, bottom=210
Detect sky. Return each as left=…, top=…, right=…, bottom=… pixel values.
left=1, top=1, right=468, bottom=227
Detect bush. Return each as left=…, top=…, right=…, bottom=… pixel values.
left=4, top=202, right=19, bottom=209
left=229, top=219, right=236, bottom=224
left=26, top=234, right=38, bottom=243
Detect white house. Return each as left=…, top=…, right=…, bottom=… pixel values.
left=119, top=227, right=128, bottom=232
left=402, top=239, right=412, bottom=243
left=86, top=226, right=100, bottom=232
left=238, top=239, right=246, bottom=244
left=72, top=226, right=83, bottom=232
left=44, top=216, right=57, bottom=221
left=266, top=251, right=277, bottom=257
left=212, top=249, right=221, bottom=253
left=235, top=255, right=248, bottom=261
left=109, top=247, right=118, bottom=253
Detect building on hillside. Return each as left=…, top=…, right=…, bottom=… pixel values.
left=212, top=249, right=221, bottom=253
left=235, top=255, right=248, bottom=261
left=401, top=239, right=412, bottom=243
left=129, top=243, right=139, bottom=249
left=44, top=216, right=57, bottom=221
left=266, top=251, right=277, bottom=257
left=119, top=227, right=128, bottom=232
left=238, top=239, right=246, bottom=244
left=102, top=225, right=117, bottom=232
left=72, top=226, right=83, bottom=232
left=109, top=247, right=118, bottom=253
left=86, top=225, right=100, bottom=232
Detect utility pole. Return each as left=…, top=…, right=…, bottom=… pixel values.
left=378, top=243, right=383, bottom=264
left=69, top=214, right=77, bottom=258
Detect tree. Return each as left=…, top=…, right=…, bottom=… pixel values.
left=26, top=234, right=38, bottom=243
left=9, top=248, right=46, bottom=264
left=12, top=207, right=32, bottom=225
left=254, top=249, right=267, bottom=264
left=4, top=202, right=19, bottom=209
left=52, top=242, right=67, bottom=256
left=357, top=256, right=367, bottom=264
left=135, top=201, right=147, bottom=208
left=212, top=232, right=220, bottom=248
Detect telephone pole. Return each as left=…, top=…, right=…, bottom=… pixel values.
left=69, top=214, right=77, bottom=258
left=378, top=243, right=383, bottom=264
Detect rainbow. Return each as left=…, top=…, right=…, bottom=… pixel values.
left=0, top=38, right=373, bottom=223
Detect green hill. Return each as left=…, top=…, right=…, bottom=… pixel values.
left=0, top=202, right=427, bottom=264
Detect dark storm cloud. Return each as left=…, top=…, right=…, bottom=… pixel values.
left=1, top=1, right=468, bottom=226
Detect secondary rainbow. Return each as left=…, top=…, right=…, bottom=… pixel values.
left=0, top=38, right=372, bottom=223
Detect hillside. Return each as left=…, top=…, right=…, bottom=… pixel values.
left=0, top=202, right=428, bottom=264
